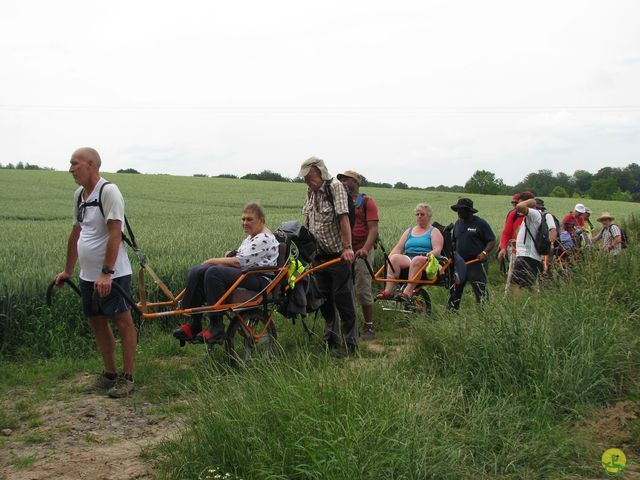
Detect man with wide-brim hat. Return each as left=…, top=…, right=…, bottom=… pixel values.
left=337, top=169, right=380, bottom=340
left=448, top=198, right=495, bottom=310
left=299, top=157, right=358, bottom=357
left=592, top=212, right=623, bottom=254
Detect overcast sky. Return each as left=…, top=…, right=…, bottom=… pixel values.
left=1, top=0, right=639, bottom=186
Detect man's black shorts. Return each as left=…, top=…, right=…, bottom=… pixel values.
left=80, top=275, right=132, bottom=318
left=510, top=257, right=542, bottom=288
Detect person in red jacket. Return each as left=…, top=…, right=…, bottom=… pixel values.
left=562, top=203, right=587, bottom=236
left=497, top=191, right=535, bottom=262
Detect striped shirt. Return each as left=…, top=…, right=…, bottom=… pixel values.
left=302, top=179, right=349, bottom=255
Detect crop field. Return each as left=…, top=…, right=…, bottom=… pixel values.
left=1, top=168, right=640, bottom=358
left=2, top=170, right=640, bottom=479
left=3, top=168, right=640, bottom=284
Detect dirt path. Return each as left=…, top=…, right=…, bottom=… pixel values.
left=0, top=373, right=177, bottom=480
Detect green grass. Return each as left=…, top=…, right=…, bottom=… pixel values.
left=12, top=455, right=37, bottom=469
left=2, top=170, right=640, bottom=478
left=155, top=249, right=639, bottom=479
left=1, top=169, right=639, bottom=357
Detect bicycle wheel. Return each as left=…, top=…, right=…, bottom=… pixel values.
left=225, top=310, right=277, bottom=366
left=414, top=289, right=432, bottom=318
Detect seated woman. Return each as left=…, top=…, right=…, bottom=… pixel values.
left=173, top=202, right=280, bottom=344
left=376, top=203, right=444, bottom=300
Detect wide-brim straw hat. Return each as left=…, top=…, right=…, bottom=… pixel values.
left=596, top=212, right=614, bottom=222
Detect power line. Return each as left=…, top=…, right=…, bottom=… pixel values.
left=1, top=104, right=640, bottom=114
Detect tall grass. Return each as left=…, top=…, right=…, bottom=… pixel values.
left=2, top=169, right=639, bottom=358
left=156, top=249, right=639, bottom=479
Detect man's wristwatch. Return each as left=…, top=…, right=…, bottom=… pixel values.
left=101, top=266, right=115, bottom=275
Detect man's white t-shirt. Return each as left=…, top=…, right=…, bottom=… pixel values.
left=515, top=208, right=542, bottom=262
left=73, top=177, right=132, bottom=281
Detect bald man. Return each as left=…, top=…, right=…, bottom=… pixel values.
left=54, top=148, right=136, bottom=398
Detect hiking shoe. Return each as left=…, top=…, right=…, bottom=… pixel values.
left=359, top=329, right=376, bottom=341
left=173, top=323, right=201, bottom=342
left=330, top=344, right=358, bottom=359
left=107, top=375, right=135, bottom=398
left=196, top=318, right=226, bottom=345
left=83, top=372, right=117, bottom=393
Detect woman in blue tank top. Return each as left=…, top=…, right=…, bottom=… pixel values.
left=376, top=203, right=444, bottom=300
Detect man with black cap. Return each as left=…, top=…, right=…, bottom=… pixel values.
left=299, top=157, right=358, bottom=357
left=448, top=198, right=495, bottom=310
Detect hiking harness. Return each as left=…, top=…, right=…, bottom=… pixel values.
left=76, top=181, right=174, bottom=314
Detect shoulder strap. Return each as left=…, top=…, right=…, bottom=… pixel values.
left=97, top=181, right=112, bottom=217
left=523, top=218, right=537, bottom=249
left=98, top=181, right=138, bottom=250
left=324, top=180, right=334, bottom=211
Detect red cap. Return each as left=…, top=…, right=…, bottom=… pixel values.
left=512, top=193, right=520, bottom=201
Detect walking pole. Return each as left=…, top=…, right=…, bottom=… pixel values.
left=504, top=242, right=516, bottom=295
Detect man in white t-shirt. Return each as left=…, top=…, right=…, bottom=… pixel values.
left=509, top=197, right=543, bottom=296
left=54, top=147, right=136, bottom=398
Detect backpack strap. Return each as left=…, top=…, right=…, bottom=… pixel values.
left=522, top=218, right=539, bottom=251
left=323, top=180, right=335, bottom=211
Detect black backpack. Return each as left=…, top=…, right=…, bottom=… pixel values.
left=523, top=213, right=551, bottom=255
left=324, top=180, right=356, bottom=228
left=609, top=224, right=628, bottom=249
left=275, top=221, right=318, bottom=263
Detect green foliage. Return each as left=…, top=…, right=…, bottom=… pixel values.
left=611, top=190, right=631, bottom=202
left=116, top=168, right=141, bottom=174
left=588, top=177, right=619, bottom=200
left=514, top=169, right=555, bottom=196
left=550, top=185, right=568, bottom=197
left=157, top=249, right=640, bottom=479
left=393, top=181, right=408, bottom=189
left=215, top=173, right=238, bottom=179
left=242, top=170, right=291, bottom=182
left=464, top=170, right=505, bottom=195
left=0, top=162, right=51, bottom=170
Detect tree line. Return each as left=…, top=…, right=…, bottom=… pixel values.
left=0, top=162, right=53, bottom=170
left=213, top=164, right=640, bottom=202
left=464, top=164, right=640, bottom=202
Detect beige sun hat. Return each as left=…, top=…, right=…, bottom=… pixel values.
left=297, top=157, right=332, bottom=181
left=596, top=212, right=614, bottom=222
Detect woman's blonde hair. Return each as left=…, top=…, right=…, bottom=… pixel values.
left=415, top=203, right=432, bottom=218
left=243, top=202, right=266, bottom=221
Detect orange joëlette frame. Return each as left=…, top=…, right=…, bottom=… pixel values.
left=371, top=256, right=480, bottom=286
left=135, top=257, right=342, bottom=319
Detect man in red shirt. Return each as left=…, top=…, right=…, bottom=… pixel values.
left=562, top=203, right=586, bottom=236
left=338, top=170, right=379, bottom=340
